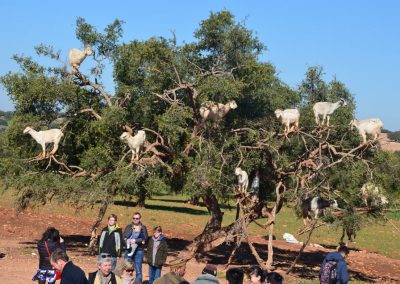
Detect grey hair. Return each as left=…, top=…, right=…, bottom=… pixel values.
left=97, top=256, right=112, bottom=266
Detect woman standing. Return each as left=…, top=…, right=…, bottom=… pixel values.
left=146, top=226, right=168, bottom=284
left=32, top=227, right=66, bottom=284
left=99, top=214, right=123, bottom=271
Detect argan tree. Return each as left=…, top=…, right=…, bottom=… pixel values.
left=0, top=11, right=397, bottom=268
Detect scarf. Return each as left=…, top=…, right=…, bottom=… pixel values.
left=98, top=271, right=112, bottom=284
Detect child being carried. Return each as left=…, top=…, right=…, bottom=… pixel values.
left=126, top=224, right=145, bottom=256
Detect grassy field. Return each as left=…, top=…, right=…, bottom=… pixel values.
left=1, top=190, right=399, bottom=260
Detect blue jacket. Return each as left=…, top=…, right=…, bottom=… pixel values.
left=320, top=251, right=349, bottom=284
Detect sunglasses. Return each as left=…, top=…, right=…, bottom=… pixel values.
left=125, top=269, right=134, bottom=272
left=133, top=217, right=140, bottom=220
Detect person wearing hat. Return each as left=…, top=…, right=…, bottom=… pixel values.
left=153, top=257, right=188, bottom=284
left=192, top=264, right=220, bottom=284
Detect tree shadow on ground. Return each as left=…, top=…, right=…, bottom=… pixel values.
left=21, top=235, right=92, bottom=254
left=113, top=200, right=137, bottom=207
left=203, top=242, right=379, bottom=282
left=113, top=200, right=208, bottom=215
left=150, top=198, right=189, bottom=204
left=143, top=204, right=208, bottom=215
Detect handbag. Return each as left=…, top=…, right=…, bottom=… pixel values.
left=44, top=241, right=62, bottom=280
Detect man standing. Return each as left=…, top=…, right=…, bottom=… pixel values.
left=99, top=214, right=123, bottom=271
left=50, top=248, right=88, bottom=284
left=320, top=245, right=350, bottom=284
left=88, top=256, right=120, bottom=284
left=123, top=212, right=148, bottom=284
left=153, top=257, right=188, bottom=284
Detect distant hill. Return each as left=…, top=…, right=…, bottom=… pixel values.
left=379, top=133, right=400, bottom=152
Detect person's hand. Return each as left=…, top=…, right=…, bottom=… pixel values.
left=60, top=237, right=64, bottom=243
left=131, top=239, right=136, bottom=244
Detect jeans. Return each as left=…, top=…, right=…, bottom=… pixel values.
left=110, top=257, right=118, bottom=272
left=148, top=265, right=162, bottom=284
left=125, top=249, right=144, bottom=283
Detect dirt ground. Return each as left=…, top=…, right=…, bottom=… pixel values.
left=0, top=207, right=399, bottom=283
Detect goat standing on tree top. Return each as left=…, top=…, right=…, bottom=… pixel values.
left=274, top=108, right=300, bottom=134
left=120, top=130, right=146, bottom=162
left=68, top=46, right=93, bottom=74
left=350, top=118, right=383, bottom=144
left=23, top=127, right=64, bottom=159
left=313, top=98, right=347, bottom=126
left=199, top=100, right=237, bottom=126
left=235, top=167, right=249, bottom=193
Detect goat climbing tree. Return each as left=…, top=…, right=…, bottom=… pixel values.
left=1, top=11, right=398, bottom=267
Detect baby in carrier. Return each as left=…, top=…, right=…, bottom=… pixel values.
left=126, top=224, right=145, bottom=256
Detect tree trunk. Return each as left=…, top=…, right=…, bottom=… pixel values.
left=202, top=193, right=223, bottom=233
left=137, top=190, right=146, bottom=207
left=88, top=198, right=110, bottom=254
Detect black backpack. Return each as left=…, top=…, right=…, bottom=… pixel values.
left=320, top=260, right=337, bottom=284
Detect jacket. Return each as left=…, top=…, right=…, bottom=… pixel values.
left=37, top=240, right=66, bottom=270
left=61, top=261, right=89, bottom=284
left=192, top=274, right=220, bottom=284
left=99, top=224, right=123, bottom=257
left=123, top=223, right=148, bottom=250
left=153, top=272, right=186, bottom=284
left=320, top=251, right=349, bottom=284
left=146, top=234, right=168, bottom=267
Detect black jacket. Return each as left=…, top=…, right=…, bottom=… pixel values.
left=88, top=271, right=117, bottom=284
left=99, top=225, right=123, bottom=257
left=146, top=235, right=168, bottom=267
left=37, top=240, right=66, bottom=270
left=61, top=261, right=88, bottom=284
left=123, top=223, right=148, bottom=250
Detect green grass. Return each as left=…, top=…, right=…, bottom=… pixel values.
left=1, top=190, right=399, bottom=259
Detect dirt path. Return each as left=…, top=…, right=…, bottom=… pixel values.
left=0, top=207, right=399, bottom=283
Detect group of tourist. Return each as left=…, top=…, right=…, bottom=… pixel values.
left=32, top=211, right=349, bottom=284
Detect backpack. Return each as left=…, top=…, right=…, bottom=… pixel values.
left=320, top=260, right=337, bottom=284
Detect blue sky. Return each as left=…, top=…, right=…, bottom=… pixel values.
left=1, top=1, right=399, bottom=130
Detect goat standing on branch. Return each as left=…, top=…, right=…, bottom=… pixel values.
left=313, top=98, right=347, bottom=126
left=23, top=127, right=64, bottom=159
left=235, top=167, right=249, bottom=193
left=350, top=118, right=383, bottom=144
left=360, top=182, right=389, bottom=207
left=199, top=100, right=238, bottom=125
left=68, top=46, right=93, bottom=74
left=300, top=197, right=338, bottom=226
left=274, top=108, right=300, bottom=134
left=120, top=130, right=146, bottom=162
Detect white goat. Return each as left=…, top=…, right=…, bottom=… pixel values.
left=235, top=167, right=249, bottom=193
left=313, top=98, right=347, bottom=126
left=120, top=130, right=146, bottom=161
left=275, top=108, right=300, bottom=133
left=350, top=118, right=384, bottom=144
left=360, top=182, right=389, bottom=207
left=199, top=100, right=238, bottom=125
left=68, top=46, right=93, bottom=74
left=23, top=127, right=64, bottom=159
